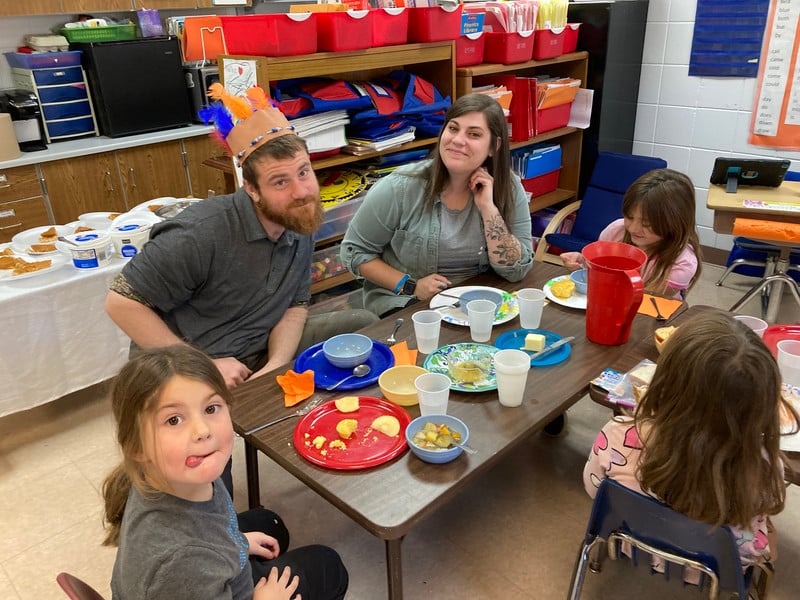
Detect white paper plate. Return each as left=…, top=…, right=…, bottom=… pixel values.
left=0, top=251, right=68, bottom=281
left=128, top=197, right=179, bottom=213
left=11, top=225, right=72, bottom=253
left=110, top=211, right=161, bottom=229
left=543, top=275, right=587, bottom=310
left=429, top=285, right=519, bottom=326
left=78, top=212, right=121, bottom=230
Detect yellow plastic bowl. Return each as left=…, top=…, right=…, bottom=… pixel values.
left=379, top=365, right=427, bottom=406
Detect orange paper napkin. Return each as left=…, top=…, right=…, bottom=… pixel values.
left=733, top=217, right=800, bottom=243
left=390, top=341, right=418, bottom=366
left=276, top=369, right=315, bottom=407
left=637, top=294, right=683, bottom=319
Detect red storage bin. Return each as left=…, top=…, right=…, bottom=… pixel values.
left=317, top=10, right=373, bottom=52
left=522, top=168, right=561, bottom=197
left=484, top=30, right=535, bottom=65
left=537, top=102, right=572, bottom=134
left=563, top=23, right=581, bottom=53
left=221, top=14, right=317, bottom=56
left=532, top=26, right=565, bottom=60
left=455, top=31, right=485, bottom=67
left=372, top=7, right=408, bottom=46
left=407, top=5, right=463, bottom=43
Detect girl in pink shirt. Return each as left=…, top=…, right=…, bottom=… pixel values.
left=562, top=169, right=702, bottom=298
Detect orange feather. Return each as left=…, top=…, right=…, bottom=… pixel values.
left=245, top=85, right=271, bottom=110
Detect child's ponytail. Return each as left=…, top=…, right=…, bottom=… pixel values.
left=102, top=464, right=132, bottom=547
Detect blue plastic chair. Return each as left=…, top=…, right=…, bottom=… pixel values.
left=534, top=152, right=667, bottom=264
left=568, top=479, right=753, bottom=600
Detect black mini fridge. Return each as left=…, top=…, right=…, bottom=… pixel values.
left=74, top=37, right=192, bottom=137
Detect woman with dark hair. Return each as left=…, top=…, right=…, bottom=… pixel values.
left=341, top=93, right=534, bottom=317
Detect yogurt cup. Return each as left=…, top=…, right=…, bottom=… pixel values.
left=110, top=220, right=152, bottom=258
left=64, top=231, right=113, bottom=269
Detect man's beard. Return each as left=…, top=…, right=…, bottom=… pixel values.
left=255, top=194, right=324, bottom=235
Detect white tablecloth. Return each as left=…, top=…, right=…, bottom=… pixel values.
left=0, top=258, right=130, bottom=417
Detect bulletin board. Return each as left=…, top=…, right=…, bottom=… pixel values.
left=748, top=0, right=800, bottom=151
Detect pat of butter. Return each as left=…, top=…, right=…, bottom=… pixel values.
left=524, top=333, right=545, bottom=351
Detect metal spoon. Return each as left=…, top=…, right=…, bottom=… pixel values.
left=325, top=364, right=371, bottom=391
left=650, top=297, right=667, bottom=322
left=57, top=236, right=80, bottom=247
left=386, top=317, right=404, bottom=345
left=454, top=439, right=477, bottom=455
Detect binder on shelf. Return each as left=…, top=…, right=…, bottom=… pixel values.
left=474, top=74, right=533, bottom=142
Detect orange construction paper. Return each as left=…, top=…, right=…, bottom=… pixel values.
left=733, top=218, right=800, bottom=243
left=276, top=369, right=315, bottom=407
left=390, top=341, right=418, bottom=366
left=637, top=294, right=683, bottom=319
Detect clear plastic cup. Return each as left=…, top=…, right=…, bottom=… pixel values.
left=414, top=372, right=451, bottom=415
left=733, top=314, right=768, bottom=338
left=412, top=310, right=443, bottom=354
left=777, top=339, right=800, bottom=388
left=493, top=349, right=531, bottom=407
left=466, top=299, right=496, bottom=343
left=517, top=288, right=546, bottom=329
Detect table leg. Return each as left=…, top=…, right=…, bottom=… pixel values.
left=244, top=439, right=262, bottom=509
left=385, top=537, right=404, bottom=600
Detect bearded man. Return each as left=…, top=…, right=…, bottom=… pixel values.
left=105, top=102, right=376, bottom=389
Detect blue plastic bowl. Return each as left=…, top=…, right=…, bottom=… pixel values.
left=322, top=333, right=373, bottom=369
left=405, top=414, right=470, bottom=464
left=570, top=269, right=588, bottom=295
left=459, top=289, right=503, bottom=315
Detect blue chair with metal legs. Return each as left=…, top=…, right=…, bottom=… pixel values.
left=568, top=479, right=766, bottom=599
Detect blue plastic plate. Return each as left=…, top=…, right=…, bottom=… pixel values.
left=294, top=340, right=394, bottom=390
left=494, top=329, right=571, bottom=367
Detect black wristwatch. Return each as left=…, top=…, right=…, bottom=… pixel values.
left=401, top=278, right=417, bottom=296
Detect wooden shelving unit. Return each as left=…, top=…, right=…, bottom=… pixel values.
left=457, top=51, right=589, bottom=214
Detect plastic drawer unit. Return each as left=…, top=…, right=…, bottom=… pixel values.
left=7, top=51, right=99, bottom=143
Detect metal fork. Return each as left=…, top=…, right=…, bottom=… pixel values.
left=386, top=317, right=404, bottom=345
left=243, top=396, right=324, bottom=435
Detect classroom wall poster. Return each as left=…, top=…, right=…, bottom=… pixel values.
left=748, top=0, right=800, bottom=150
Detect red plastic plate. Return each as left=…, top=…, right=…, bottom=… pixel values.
left=762, top=325, right=800, bottom=357
left=293, top=396, right=411, bottom=470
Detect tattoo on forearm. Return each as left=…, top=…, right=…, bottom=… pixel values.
left=485, top=215, right=522, bottom=264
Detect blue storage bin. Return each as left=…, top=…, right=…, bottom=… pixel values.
left=33, top=66, right=83, bottom=86
left=4, top=50, right=82, bottom=69
left=37, top=83, right=88, bottom=103
left=45, top=116, right=95, bottom=139
left=42, top=100, right=92, bottom=121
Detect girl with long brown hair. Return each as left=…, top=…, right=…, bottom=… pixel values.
left=584, top=310, right=798, bottom=580
left=562, top=168, right=702, bottom=298
left=102, top=345, right=348, bottom=599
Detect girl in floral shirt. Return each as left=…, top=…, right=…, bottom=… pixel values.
left=584, top=310, right=798, bottom=580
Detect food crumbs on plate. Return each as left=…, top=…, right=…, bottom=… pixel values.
left=304, top=432, right=310, bottom=439
left=320, top=449, right=328, bottom=456
left=373, top=436, right=378, bottom=442
left=312, top=435, right=326, bottom=449
left=304, top=441, right=311, bottom=447
left=329, top=440, right=347, bottom=450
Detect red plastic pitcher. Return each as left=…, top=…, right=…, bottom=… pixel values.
left=582, top=241, right=646, bottom=345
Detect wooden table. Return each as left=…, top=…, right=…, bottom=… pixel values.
left=230, top=262, right=668, bottom=599
left=587, top=304, right=800, bottom=486
left=707, top=181, right=800, bottom=322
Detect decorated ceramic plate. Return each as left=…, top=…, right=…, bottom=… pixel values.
left=429, top=286, right=519, bottom=326
left=294, top=340, right=394, bottom=391
left=422, top=342, right=499, bottom=392
left=293, top=396, right=411, bottom=470
left=543, top=275, right=587, bottom=310
left=494, top=329, right=572, bottom=367
left=780, top=384, right=800, bottom=452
